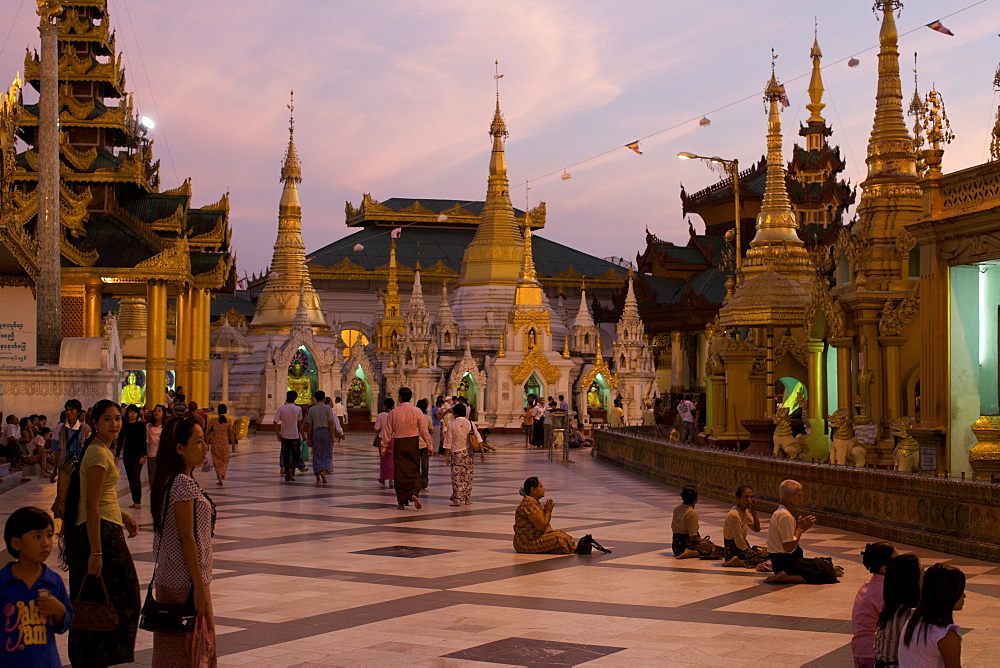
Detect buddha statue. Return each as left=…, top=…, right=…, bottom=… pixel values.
left=120, top=371, right=145, bottom=407
left=287, top=362, right=312, bottom=405
left=347, top=377, right=367, bottom=408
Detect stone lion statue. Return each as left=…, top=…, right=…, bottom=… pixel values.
left=827, top=408, right=867, bottom=467
left=891, top=416, right=920, bottom=473
left=772, top=406, right=809, bottom=460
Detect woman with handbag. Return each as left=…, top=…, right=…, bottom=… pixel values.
left=149, top=416, right=217, bottom=667
left=205, top=404, right=234, bottom=487
left=59, top=399, right=141, bottom=667
left=444, top=403, right=483, bottom=506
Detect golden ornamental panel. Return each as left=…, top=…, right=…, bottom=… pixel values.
left=511, top=310, right=551, bottom=335
left=510, top=347, right=561, bottom=386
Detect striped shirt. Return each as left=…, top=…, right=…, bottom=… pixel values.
left=874, top=609, right=908, bottom=663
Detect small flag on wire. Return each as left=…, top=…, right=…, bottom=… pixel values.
left=561, top=171, right=572, bottom=181
left=437, top=214, right=448, bottom=222
left=625, top=140, right=642, bottom=155
left=926, top=21, right=954, bottom=36
left=304, top=256, right=314, bottom=264
left=848, top=57, right=860, bottom=68
left=390, top=227, right=402, bottom=238
left=236, top=278, right=247, bottom=290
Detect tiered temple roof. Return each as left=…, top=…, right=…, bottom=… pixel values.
left=4, top=0, right=233, bottom=304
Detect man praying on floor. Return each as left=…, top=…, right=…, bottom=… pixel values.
left=764, top=479, right=842, bottom=584
left=722, top=486, right=769, bottom=568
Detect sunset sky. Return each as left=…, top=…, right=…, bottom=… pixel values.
left=2, top=0, right=998, bottom=276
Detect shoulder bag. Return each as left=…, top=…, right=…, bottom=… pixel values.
left=70, top=573, right=119, bottom=632
left=139, top=477, right=198, bottom=633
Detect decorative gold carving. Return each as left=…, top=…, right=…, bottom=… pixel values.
left=938, top=168, right=1000, bottom=214
left=578, top=347, right=618, bottom=391
left=895, top=227, right=916, bottom=254
left=938, top=233, right=1000, bottom=264
left=511, top=310, right=551, bottom=336
left=834, top=226, right=863, bottom=263
left=134, top=237, right=192, bottom=276
left=510, top=347, right=561, bottom=386
left=60, top=183, right=91, bottom=236
left=161, top=178, right=192, bottom=199
left=108, top=202, right=165, bottom=251
left=970, top=415, right=1000, bottom=480
left=35, top=1, right=62, bottom=22
left=201, top=192, right=230, bottom=213
left=774, top=333, right=808, bottom=367
left=802, top=279, right=845, bottom=338
left=878, top=285, right=919, bottom=336
left=60, top=237, right=98, bottom=266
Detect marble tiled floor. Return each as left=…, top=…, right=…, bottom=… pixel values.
left=2, top=433, right=999, bottom=667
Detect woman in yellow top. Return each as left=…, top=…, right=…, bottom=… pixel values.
left=59, top=399, right=141, bottom=667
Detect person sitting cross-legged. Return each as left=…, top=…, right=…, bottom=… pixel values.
left=722, top=485, right=769, bottom=568
left=670, top=486, right=722, bottom=560
left=764, top=479, right=842, bottom=584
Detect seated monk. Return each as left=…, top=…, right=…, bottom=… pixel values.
left=671, top=486, right=722, bottom=559
left=764, top=479, right=843, bottom=584
left=723, top=485, right=769, bottom=568
left=513, top=477, right=576, bottom=554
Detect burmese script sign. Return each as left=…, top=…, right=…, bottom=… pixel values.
left=0, top=287, right=36, bottom=368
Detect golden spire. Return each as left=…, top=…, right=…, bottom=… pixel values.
left=806, top=20, right=826, bottom=124
left=249, top=95, right=329, bottom=334
left=374, top=238, right=403, bottom=352
left=738, top=56, right=813, bottom=285
left=513, top=219, right=544, bottom=307
left=456, top=65, right=523, bottom=287
left=865, top=1, right=917, bottom=183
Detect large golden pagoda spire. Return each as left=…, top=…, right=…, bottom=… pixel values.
left=249, top=92, right=329, bottom=334
left=864, top=1, right=918, bottom=184
left=457, top=89, right=524, bottom=287
left=739, top=64, right=813, bottom=285
left=848, top=1, right=922, bottom=285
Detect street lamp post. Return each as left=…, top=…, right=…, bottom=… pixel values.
left=678, top=152, right=741, bottom=281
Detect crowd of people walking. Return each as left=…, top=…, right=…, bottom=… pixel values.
left=0, top=391, right=973, bottom=667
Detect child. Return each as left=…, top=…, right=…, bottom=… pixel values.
left=22, top=428, right=53, bottom=476
left=1, top=507, right=73, bottom=667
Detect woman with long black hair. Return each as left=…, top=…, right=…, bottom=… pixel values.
left=899, top=562, right=965, bottom=667
left=149, top=416, right=217, bottom=666
left=59, top=399, right=141, bottom=666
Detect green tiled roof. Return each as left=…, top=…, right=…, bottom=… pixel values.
left=74, top=216, right=159, bottom=267
left=121, top=192, right=186, bottom=223
left=308, top=226, right=625, bottom=279
left=641, top=268, right=727, bottom=308
left=187, top=209, right=223, bottom=237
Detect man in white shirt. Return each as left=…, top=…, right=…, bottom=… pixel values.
left=275, top=390, right=304, bottom=482
left=765, top=479, right=842, bottom=584
left=722, top=486, right=768, bottom=568
left=333, top=396, right=348, bottom=427
left=677, top=395, right=697, bottom=444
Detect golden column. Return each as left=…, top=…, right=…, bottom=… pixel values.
left=175, top=285, right=192, bottom=397
left=83, top=278, right=104, bottom=338
left=830, top=337, right=854, bottom=412
left=190, top=287, right=210, bottom=406
left=805, top=338, right=830, bottom=459
left=881, top=336, right=905, bottom=421
left=145, top=279, right=167, bottom=409
left=200, top=289, right=211, bottom=405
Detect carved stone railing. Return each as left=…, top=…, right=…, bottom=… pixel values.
left=595, top=427, right=1000, bottom=562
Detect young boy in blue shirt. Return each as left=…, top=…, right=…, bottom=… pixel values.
left=1, top=506, right=73, bottom=667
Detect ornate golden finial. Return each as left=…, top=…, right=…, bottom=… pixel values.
left=806, top=25, right=826, bottom=124
left=908, top=52, right=927, bottom=176
left=280, top=91, right=302, bottom=183
left=561, top=334, right=570, bottom=358
left=991, top=106, right=1000, bottom=161
left=36, top=1, right=62, bottom=23
left=490, top=61, right=508, bottom=139
left=922, top=86, right=954, bottom=150
left=497, top=331, right=506, bottom=357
